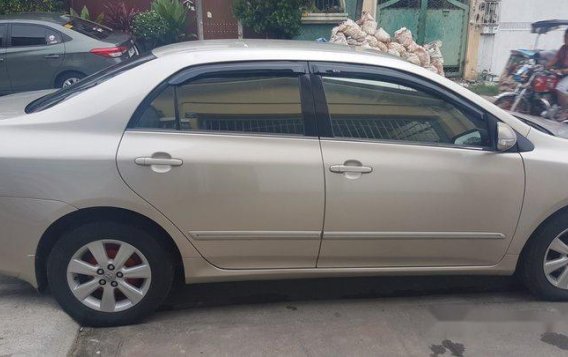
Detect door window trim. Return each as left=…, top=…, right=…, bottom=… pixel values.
left=309, top=61, right=499, bottom=151
left=128, top=61, right=318, bottom=138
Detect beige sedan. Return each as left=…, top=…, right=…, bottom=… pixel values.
left=0, top=40, right=567, bottom=326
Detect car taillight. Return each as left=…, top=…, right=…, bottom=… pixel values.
left=90, top=46, right=128, bottom=58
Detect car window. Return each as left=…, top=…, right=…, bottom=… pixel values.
left=63, top=16, right=112, bottom=40
left=320, top=76, right=490, bottom=148
left=11, top=24, right=61, bottom=47
left=136, top=75, right=305, bottom=136
left=0, top=24, right=6, bottom=47
left=26, top=54, right=155, bottom=113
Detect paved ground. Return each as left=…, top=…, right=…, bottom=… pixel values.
left=0, top=275, right=77, bottom=356
left=68, top=275, right=568, bottom=357
left=3, top=273, right=568, bottom=356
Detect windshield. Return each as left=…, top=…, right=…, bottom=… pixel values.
left=63, top=16, right=113, bottom=40
left=25, top=54, right=155, bottom=114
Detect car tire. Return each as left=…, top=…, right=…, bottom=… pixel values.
left=521, top=213, right=568, bottom=300
left=47, top=221, right=174, bottom=327
left=55, top=71, right=85, bottom=88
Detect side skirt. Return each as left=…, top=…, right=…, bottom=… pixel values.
left=182, top=254, right=519, bottom=284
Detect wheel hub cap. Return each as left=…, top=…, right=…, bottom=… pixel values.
left=66, top=240, right=152, bottom=312
left=544, top=230, right=568, bottom=289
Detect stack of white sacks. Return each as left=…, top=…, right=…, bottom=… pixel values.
left=330, top=12, right=445, bottom=76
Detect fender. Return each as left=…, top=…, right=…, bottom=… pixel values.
left=495, top=92, right=518, bottom=101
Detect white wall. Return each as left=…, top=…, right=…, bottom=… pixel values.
left=477, top=0, right=568, bottom=76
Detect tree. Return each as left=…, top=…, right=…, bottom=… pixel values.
left=233, top=0, right=305, bottom=39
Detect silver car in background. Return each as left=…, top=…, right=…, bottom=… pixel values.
left=1, top=40, right=568, bottom=326
left=0, top=13, right=137, bottom=95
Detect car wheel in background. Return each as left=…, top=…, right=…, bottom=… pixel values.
left=47, top=221, right=174, bottom=327
left=55, top=71, right=86, bottom=88
left=521, top=212, right=568, bottom=300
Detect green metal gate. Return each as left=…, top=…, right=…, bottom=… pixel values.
left=378, top=0, right=469, bottom=76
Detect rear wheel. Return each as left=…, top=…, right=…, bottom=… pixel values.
left=47, top=221, right=174, bottom=326
left=55, top=71, right=85, bottom=88
left=521, top=213, right=568, bottom=300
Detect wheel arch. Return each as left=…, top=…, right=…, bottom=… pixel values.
left=35, top=206, right=185, bottom=291
left=517, top=204, right=568, bottom=270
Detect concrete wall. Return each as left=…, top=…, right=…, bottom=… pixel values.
left=477, top=0, right=568, bottom=76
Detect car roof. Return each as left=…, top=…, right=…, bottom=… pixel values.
left=0, top=12, right=70, bottom=25
left=153, top=39, right=400, bottom=61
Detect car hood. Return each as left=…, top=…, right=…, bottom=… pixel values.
left=0, top=90, right=57, bottom=120
left=512, top=112, right=568, bottom=139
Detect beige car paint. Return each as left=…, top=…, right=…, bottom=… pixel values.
left=318, top=139, right=524, bottom=267
left=117, top=131, right=325, bottom=269
left=0, top=40, right=565, bottom=289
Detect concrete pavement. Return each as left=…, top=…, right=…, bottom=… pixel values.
left=3, top=272, right=568, bottom=356
left=70, top=276, right=568, bottom=357
left=0, top=275, right=77, bottom=356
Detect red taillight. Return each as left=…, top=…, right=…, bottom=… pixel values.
left=90, top=46, right=128, bottom=58
left=532, top=75, right=549, bottom=93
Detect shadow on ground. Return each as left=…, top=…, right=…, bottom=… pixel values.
left=160, top=275, right=525, bottom=311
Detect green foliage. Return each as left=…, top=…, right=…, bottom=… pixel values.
left=70, top=5, right=105, bottom=24
left=233, top=0, right=304, bottom=39
left=151, top=0, right=188, bottom=43
left=468, top=82, right=499, bottom=96
left=132, top=10, right=169, bottom=48
left=0, top=0, right=64, bottom=15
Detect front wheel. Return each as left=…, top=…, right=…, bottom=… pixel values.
left=521, top=213, right=568, bottom=301
left=47, top=221, right=174, bottom=326
left=494, top=94, right=531, bottom=114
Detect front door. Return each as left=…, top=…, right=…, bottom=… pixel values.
left=6, top=23, right=65, bottom=92
left=117, top=62, right=325, bottom=269
left=0, top=24, right=9, bottom=94
left=313, top=63, right=524, bottom=268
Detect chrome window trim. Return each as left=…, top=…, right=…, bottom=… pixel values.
left=319, top=137, right=487, bottom=152
left=126, top=128, right=320, bottom=141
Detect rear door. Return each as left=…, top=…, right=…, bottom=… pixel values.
left=117, top=62, right=325, bottom=269
left=312, top=62, right=525, bottom=268
left=0, top=24, right=9, bottom=94
left=6, top=23, right=65, bottom=92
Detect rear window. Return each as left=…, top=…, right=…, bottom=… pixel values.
left=63, top=16, right=112, bottom=40
left=26, top=54, right=155, bottom=113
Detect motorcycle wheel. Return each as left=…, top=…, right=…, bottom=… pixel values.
left=494, top=95, right=530, bottom=114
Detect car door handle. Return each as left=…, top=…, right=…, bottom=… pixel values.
left=134, top=157, right=183, bottom=166
left=44, top=54, right=61, bottom=59
left=330, top=165, right=373, bottom=174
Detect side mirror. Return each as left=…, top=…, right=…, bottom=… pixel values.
left=497, top=122, right=517, bottom=151
left=453, top=128, right=489, bottom=147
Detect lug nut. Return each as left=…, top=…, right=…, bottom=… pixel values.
left=111, top=281, right=118, bottom=287
left=107, top=264, right=115, bottom=271
left=116, top=272, right=123, bottom=278
left=97, top=269, right=104, bottom=275
left=99, top=279, right=106, bottom=285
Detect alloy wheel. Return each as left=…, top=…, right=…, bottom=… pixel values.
left=62, top=77, right=81, bottom=87
left=66, top=240, right=152, bottom=312
left=543, top=229, right=568, bottom=289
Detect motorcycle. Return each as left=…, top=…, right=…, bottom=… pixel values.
left=495, top=63, right=564, bottom=120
